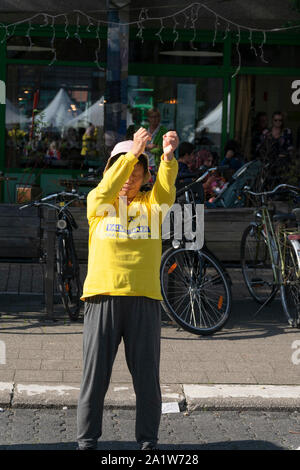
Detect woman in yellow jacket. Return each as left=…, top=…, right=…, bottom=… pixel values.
left=77, top=128, right=179, bottom=451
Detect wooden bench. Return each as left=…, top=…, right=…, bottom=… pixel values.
left=0, top=204, right=56, bottom=317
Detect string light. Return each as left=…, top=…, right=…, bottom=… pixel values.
left=173, top=16, right=179, bottom=47
left=155, top=18, right=164, bottom=44
left=48, top=17, right=57, bottom=66
left=64, top=14, right=70, bottom=40
left=232, top=26, right=241, bottom=78
left=249, top=29, right=258, bottom=56
left=1, top=26, right=8, bottom=44
left=183, top=12, right=189, bottom=30
left=74, top=13, right=82, bottom=43
left=94, top=20, right=103, bottom=70
left=260, top=30, right=269, bottom=63
left=7, top=24, right=16, bottom=39
left=86, top=18, right=94, bottom=33
left=40, top=13, right=49, bottom=28
left=26, top=20, right=34, bottom=51
left=0, top=4, right=298, bottom=75
left=136, top=8, right=146, bottom=43
left=223, top=22, right=230, bottom=41
left=212, top=14, right=220, bottom=47
left=190, top=4, right=200, bottom=50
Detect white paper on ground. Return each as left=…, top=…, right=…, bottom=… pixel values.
left=162, top=402, right=180, bottom=414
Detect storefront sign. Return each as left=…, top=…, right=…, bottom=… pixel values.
left=291, top=80, right=300, bottom=105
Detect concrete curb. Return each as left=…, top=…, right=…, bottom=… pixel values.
left=0, top=382, right=185, bottom=410
left=2, top=382, right=300, bottom=411
left=184, top=384, right=300, bottom=411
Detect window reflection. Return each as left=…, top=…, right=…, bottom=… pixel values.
left=127, top=75, right=224, bottom=155
left=5, top=64, right=107, bottom=169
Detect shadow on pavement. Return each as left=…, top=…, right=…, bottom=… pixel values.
left=0, top=439, right=285, bottom=450
left=161, top=297, right=296, bottom=342
left=0, top=292, right=295, bottom=343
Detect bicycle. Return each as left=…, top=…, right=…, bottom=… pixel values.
left=160, top=167, right=232, bottom=336
left=240, top=184, right=300, bottom=327
left=20, top=190, right=86, bottom=321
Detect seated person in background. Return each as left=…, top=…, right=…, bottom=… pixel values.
left=189, top=149, right=226, bottom=201
left=189, top=148, right=214, bottom=172
left=45, top=140, right=61, bottom=161
left=220, top=140, right=243, bottom=172
left=176, top=142, right=195, bottom=185
left=256, top=111, right=294, bottom=189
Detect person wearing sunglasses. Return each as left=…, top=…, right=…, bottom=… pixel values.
left=257, top=111, right=294, bottom=190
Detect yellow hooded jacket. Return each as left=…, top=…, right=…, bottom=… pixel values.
left=81, top=151, right=178, bottom=301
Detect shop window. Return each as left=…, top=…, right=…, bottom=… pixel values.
left=5, top=64, right=106, bottom=170
left=127, top=75, right=224, bottom=157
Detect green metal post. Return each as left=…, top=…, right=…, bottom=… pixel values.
left=221, top=34, right=232, bottom=158
left=229, top=76, right=236, bottom=139
left=0, top=34, right=6, bottom=202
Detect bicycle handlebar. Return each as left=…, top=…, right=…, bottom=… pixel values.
left=19, top=190, right=86, bottom=211
left=176, top=166, right=228, bottom=197
left=243, top=183, right=300, bottom=198
left=41, top=191, right=85, bottom=202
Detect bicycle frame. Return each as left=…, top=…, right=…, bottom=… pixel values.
left=256, top=205, right=281, bottom=286
left=245, top=184, right=300, bottom=289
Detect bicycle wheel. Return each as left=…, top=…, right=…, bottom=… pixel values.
left=241, top=224, right=278, bottom=304
left=280, top=239, right=300, bottom=327
left=160, top=246, right=232, bottom=335
left=56, top=233, right=82, bottom=321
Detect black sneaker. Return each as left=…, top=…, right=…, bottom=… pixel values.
left=139, top=442, right=158, bottom=450
left=76, top=445, right=97, bottom=450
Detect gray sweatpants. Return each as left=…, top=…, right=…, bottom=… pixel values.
left=77, top=294, right=162, bottom=449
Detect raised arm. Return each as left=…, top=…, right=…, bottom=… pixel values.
left=149, top=131, right=179, bottom=207
left=87, top=128, right=151, bottom=219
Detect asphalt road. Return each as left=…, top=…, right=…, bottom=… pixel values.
left=0, top=408, right=300, bottom=450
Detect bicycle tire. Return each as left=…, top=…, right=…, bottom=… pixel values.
left=160, top=246, right=232, bottom=336
left=241, top=224, right=278, bottom=304
left=280, top=239, right=300, bottom=327
left=56, top=232, right=82, bottom=321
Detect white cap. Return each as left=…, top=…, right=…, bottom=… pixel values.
left=104, top=140, right=151, bottom=184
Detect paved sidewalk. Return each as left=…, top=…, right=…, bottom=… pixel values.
left=1, top=267, right=300, bottom=409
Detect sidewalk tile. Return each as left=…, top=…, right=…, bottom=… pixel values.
left=41, top=360, right=82, bottom=371
left=19, top=349, right=65, bottom=360
left=14, top=370, right=63, bottom=382
left=0, top=359, right=41, bottom=370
